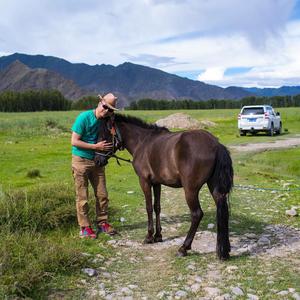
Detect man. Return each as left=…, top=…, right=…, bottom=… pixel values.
left=71, top=93, right=118, bottom=238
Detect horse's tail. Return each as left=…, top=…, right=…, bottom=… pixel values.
left=214, top=144, right=233, bottom=194
left=212, top=144, right=233, bottom=260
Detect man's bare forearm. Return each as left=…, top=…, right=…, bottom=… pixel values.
left=72, top=139, right=96, bottom=150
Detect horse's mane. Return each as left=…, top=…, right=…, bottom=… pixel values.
left=114, top=114, right=169, bottom=132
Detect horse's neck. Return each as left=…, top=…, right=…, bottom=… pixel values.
left=119, top=123, right=151, bottom=155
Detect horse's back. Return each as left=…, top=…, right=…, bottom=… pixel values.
left=176, top=129, right=219, bottom=151
left=151, top=129, right=218, bottom=153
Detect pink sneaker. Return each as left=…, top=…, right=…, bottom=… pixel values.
left=79, top=226, right=97, bottom=239
left=98, top=222, right=117, bottom=236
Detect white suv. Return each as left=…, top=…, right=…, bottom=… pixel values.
left=238, top=105, right=282, bottom=136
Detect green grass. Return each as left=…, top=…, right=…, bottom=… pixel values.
left=0, top=108, right=299, bottom=298
left=234, top=146, right=300, bottom=182
left=0, top=231, right=89, bottom=298
left=0, top=183, right=76, bottom=232
left=1, top=107, right=300, bottom=188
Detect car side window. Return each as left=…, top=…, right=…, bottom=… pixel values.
left=267, top=107, right=274, bottom=115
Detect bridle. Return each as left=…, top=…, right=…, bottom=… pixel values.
left=94, top=116, right=132, bottom=166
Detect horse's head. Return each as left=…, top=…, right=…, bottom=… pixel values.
left=94, top=116, right=124, bottom=167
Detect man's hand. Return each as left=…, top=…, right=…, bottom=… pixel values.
left=94, top=140, right=113, bottom=151
left=72, top=132, right=113, bottom=151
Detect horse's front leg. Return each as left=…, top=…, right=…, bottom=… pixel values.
left=153, top=184, right=162, bottom=242
left=139, top=178, right=154, bottom=244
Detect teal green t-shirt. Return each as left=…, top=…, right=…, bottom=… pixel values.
left=71, top=110, right=101, bottom=160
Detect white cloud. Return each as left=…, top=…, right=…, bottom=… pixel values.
left=197, top=67, right=225, bottom=82
left=192, top=20, right=300, bottom=87
left=0, top=0, right=299, bottom=87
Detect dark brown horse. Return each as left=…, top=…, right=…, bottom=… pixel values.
left=95, top=114, right=233, bottom=260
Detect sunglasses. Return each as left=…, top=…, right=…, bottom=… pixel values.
left=102, top=103, right=114, bottom=112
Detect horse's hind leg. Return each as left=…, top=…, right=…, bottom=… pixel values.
left=139, top=178, right=154, bottom=244
left=178, top=186, right=203, bottom=257
left=153, top=184, right=162, bottom=242
left=207, top=180, right=230, bottom=260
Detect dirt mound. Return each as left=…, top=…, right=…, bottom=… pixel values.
left=155, top=113, right=216, bottom=130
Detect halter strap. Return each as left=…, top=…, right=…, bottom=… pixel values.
left=94, top=116, right=128, bottom=166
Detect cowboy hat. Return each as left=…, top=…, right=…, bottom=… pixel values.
left=98, top=93, right=119, bottom=111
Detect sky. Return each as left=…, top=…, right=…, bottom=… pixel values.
left=1, top=0, right=300, bottom=88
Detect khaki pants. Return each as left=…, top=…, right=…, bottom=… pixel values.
left=72, top=155, right=109, bottom=227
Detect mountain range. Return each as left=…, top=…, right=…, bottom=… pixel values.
left=0, top=53, right=299, bottom=107
left=0, top=53, right=251, bottom=106
left=243, top=86, right=300, bottom=97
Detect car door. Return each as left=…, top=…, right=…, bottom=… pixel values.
left=272, top=108, right=280, bottom=129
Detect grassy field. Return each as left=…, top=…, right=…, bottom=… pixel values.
left=0, top=108, right=299, bottom=299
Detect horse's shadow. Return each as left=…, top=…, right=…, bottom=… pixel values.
left=119, top=213, right=191, bottom=232
left=117, top=210, right=265, bottom=235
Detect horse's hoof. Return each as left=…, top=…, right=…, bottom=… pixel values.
left=176, top=250, right=187, bottom=257
left=219, top=253, right=230, bottom=261
left=177, top=246, right=187, bottom=257
left=143, top=237, right=154, bottom=244
left=154, top=235, right=163, bottom=243
left=217, top=247, right=230, bottom=260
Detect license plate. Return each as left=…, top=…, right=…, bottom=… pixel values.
left=248, top=118, right=257, bottom=122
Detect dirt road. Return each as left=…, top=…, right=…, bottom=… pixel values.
left=230, top=135, right=300, bottom=152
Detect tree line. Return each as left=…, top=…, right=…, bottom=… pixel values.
left=126, top=95, right=300, bottom=110
left=0, top=90, right=71, bottom=112
left=0, top=91, right=101, bottom=112
left=1, top=90, right=300, bottom=112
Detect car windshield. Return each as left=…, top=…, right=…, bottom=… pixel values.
left=242, top=107, right=264, bottom=115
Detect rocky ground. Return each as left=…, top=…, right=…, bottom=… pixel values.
left=76, top=186, right=300, bottom=300
left=79, top=224, right=300, bottom=300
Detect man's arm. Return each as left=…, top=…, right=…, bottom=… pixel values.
left=71, top=132, right=113, bottom=151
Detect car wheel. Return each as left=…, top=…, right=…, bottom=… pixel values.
left=268, top=123, right=274, bottom=136
left=276, top=122, right=282, bottom=135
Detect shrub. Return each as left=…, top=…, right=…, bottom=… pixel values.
left=0, top=184, right=77, bottom=232
left=45, top=118, right=68, bottom=132
left=45, top=119, right=58, bottom=128
left=26, top=169, right=41, bottom=178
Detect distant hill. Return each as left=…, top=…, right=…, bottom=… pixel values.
left=0, top=53, right=251, bottom=106
left=0, top=60, right=87, bottom=100
left=243, top=86, right=300, bottom=97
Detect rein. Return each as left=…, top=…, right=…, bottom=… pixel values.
left=95, top=151, right=132, bottom=166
